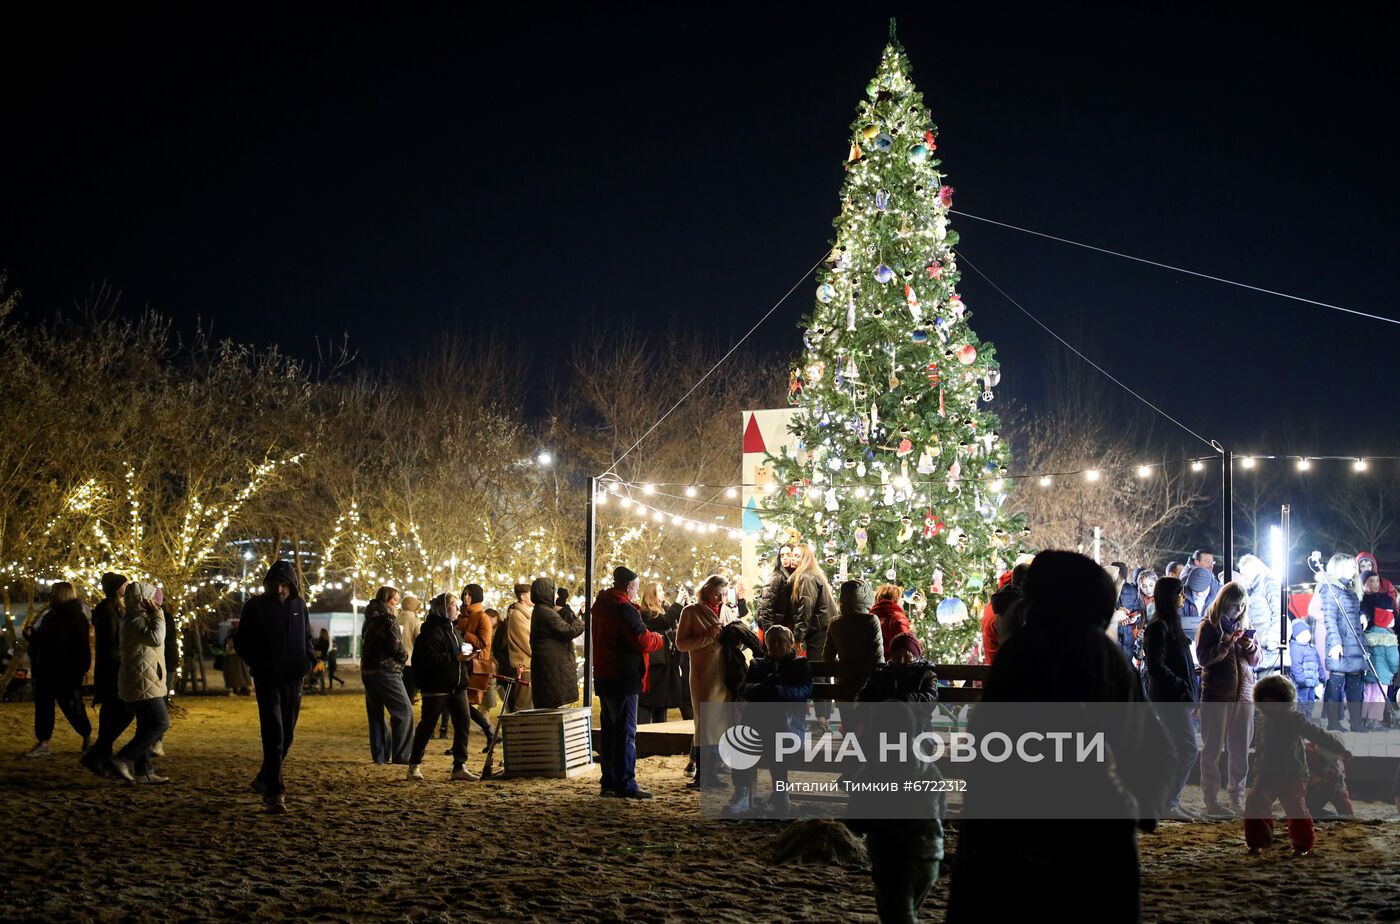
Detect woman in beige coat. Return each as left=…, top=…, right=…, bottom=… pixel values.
left=111, top=582, right=171, bottom=784
left=677, top=574, right=736, bottom=790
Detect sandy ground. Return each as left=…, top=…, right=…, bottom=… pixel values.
left=4, top=690, right=1399, bottom=923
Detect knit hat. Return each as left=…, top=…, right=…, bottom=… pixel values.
left=1290, top=620, right=1311, bottom=642
left=1374, top=608, right=1396, bottom=631
left=613, top=566, right=639, bottom=587
left=889, top=632, right=922, bottom=659
left=101, top=572, right=128, bottom=599
left=401, top=595, right=422, bottom=613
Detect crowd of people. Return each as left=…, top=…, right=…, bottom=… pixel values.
left=11, top=540, right=1400, bottom=921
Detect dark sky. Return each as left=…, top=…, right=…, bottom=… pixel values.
left=3, top=4, right=1396, bottom=457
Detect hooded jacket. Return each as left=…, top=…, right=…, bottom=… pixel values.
left=31, top=598, right=91, bottom=688
left=234, top=561, right=316, bottom=684
left=119, top=582, right=167, bottom=702
left=1251, top=706, right=1349, bottom=782
left=414, top=605, right=469, bottom=695
left=792, top=572, right=835, bottom=657
left=592, top=586, right=663, bottom=696
left=856, top=659, right=939, bottom=703
left=823, top=609, right=884, bottom=699
left=1244, top=569, right=1283, bottom=670
left=1356, top=553, right=1397, bottom=600
left=530, top=578, right=585, bottom=709
left=1180, top=565, right=1219, bottom=643
left=1289, top=620, right=1323, bottom=689
left=1363, top=624, right=1397, bottom=687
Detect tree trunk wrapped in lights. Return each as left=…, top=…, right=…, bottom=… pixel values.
left=764, top=24, right=1025, bottom=662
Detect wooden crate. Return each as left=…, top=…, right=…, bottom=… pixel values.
left=501, top=707, right=596, bottom=779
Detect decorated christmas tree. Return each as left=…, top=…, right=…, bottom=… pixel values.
left=764, top=22, right=1024, bottom=661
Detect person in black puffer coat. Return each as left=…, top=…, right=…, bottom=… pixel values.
left=530, top=577, right=585, bottom=709
left=24, top=582, right=92, bottom=758
left=406, top=593, right=479, bottom=781
left=360, top=586, right=413, bottom=765
left=81, top=573, right=130, bottom=775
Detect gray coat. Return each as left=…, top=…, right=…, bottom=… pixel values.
left=1246, top=573, right=1283, bottom=670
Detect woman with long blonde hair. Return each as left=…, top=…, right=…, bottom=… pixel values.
left=1196, top=581, right=1260, bottom=815
left=638, top=582, right=683, bottom=724
left=787, top=544, right=835, bottom=660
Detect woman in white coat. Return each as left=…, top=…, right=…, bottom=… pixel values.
left=111, top=582, right=171, bottom=784
left=677, top=573, right=736, bottom=790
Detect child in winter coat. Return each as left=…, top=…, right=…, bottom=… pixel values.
left=726, top=625, right=812, bottom=816
left=1289, top=620, right=1324, bottom=717
left=847, top=630, right=945, bottom=924
left=1361, top=576, right=1398, bottom=730
left=1245, top=675, right=1351, bottom=857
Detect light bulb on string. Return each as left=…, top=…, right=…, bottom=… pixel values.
left=1191, top=460, right=1204, bottom=472
left=1241, top=456, right=1256, bottom=469
left=1136, top=465, right=1151, bottom=479
left=726, top=487, right=738, bottom=498
left=685, top=486, right=697, bottom=498
left=1297, top=459, right=1311, bottom=472
left=1038, top=476, right=1052, bottom=488
left=1085, top=470, right=1101, bottom=483
left=1353, top=459, right=1368, bottom=472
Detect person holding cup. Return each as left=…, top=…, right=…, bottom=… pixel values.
left=406, top=593, right=479, bottom=782
left=1196, top=581, right=1261, bottom=815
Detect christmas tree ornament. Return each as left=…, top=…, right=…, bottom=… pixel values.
left=930, top=568, right=945, bottom=595
left=875, top=189, right=890, bottom=210
left=871, top=305, right=884, bottom=318
left=911, top=328, right=929, bottom=343
left=866, top=80, right=880, bottom=98
left=927, top=263, right=942, bottom=279
left=848, top=142, right=864, bottom=163
left=890, top=568, right=902, bottom=583
left=896, top=438, right=913, bottom=457
left=873, top=132, right=894, bottom=152
left=938, top=388, right=946, bottom=416
left=787, top=369, right=804, bottom=405
left=922, top=512, right=943, bottom=539
left=846, top=299, right=857, bottom=331
left=844, top=457, right=857, bottom=469
left=862, top=123, right=880, bottom=139
left=875, top=264, right=895, bottom=284
left=948, top=295, right=966, bottom=318
left=909, top=144, right=929, bottom=164
left=817, top=283, right=836, bottom=303
left=901, top=394, right=918, bottom=405
left=825, top=488, right=839, bottom=511
left=843, top=356, right=860, bottom=381
left=916, top=448, right=935, bottom=474
left=898, top=517, right=914, bottom=542
left=924, top=130, right=937, bottom=148
left=855, top=528, right=868, bottom=551
left=966, top=574, right=985, bottom=594
left=839, top=554, right=850, bottom=583
left=937, top=185, right=954, bottom=208
left=926, top=361, right=940, bottom=384
left=858, top=513, right=872, bottom=527
left=936, top=597, right=969, bottom=626
left=956, top=344, right=978, bottom=365
left=986, top=366, right=1001, bottom=387
left=947, top=459, right=961, bottom=488
left=856, top=460, right=867, bottom=476
left=945, top=526, right=965, bottom=547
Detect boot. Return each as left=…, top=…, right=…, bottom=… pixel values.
left=406, top=764, right=424, bottom=781
left=151, top=740, right=165, bottom=757
left=722, top=787, right=753, bottom=816
left=768, top=792, right=793, bottom=816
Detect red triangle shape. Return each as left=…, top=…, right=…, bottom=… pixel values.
left=743, top=413, right=767, bottom=454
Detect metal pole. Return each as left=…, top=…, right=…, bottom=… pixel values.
left=1280, top=504, right=1291, bottom=667
left=583, top=475, right=597, bottom=708
left=1221, top=449, right=1234, bottom=581
left=1092, top=526, right=1102, bottom=564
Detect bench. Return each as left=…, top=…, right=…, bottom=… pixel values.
left=807, top=660, right=990, bottom=704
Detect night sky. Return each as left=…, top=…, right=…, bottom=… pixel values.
left=3, top=5, right=1396, bottom=457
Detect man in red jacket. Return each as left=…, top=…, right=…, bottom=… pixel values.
left=592, top=566, right=664, bottom=799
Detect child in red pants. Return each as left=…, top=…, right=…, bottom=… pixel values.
left=1245, top=675, right=1351, bottom=857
